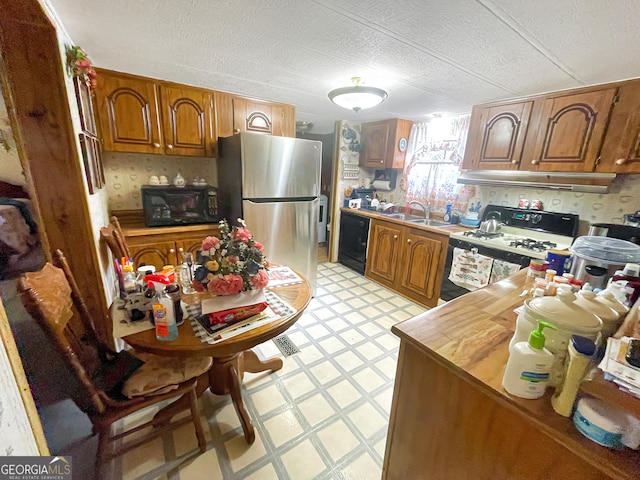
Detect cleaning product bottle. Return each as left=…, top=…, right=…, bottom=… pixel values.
left=502, top=320, right=557, bottom=399
left=149, top=277, right=178, bottom=341
left=443, top=204, right=452, bottom=223
left=551, top=335, right=596, bottom=417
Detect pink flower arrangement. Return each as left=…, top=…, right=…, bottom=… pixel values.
left=250, top=270, right=269, bottom=290
left=207, top=274, right=244, bottom=296
left=193, top=219, right=268, bottom=295
left=65, top=45, right=97, bottom=89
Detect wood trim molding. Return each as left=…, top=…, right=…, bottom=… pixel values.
left=95, top=67, right=296, bottom=109
left=0, top=0, right=112, bottom=342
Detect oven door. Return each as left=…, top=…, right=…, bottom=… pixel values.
left=440, top=237, right=533, bottom=302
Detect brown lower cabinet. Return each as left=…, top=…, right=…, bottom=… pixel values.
left=383, top=341, right=615, bottom=480
left=365, top=219, right=447, bottom=308
left=125, top=226, right=219, bottom=270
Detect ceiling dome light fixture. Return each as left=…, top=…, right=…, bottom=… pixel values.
left=328, top=77, right=388, bottom=113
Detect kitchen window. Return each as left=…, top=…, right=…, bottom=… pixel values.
left=403, top=115, right=471, bottom=212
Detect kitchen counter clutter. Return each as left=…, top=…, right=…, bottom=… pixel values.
left=383, top=269, right=640, bottom=480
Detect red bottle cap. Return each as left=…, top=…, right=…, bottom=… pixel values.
left=145, top=274, right=170, bottom=286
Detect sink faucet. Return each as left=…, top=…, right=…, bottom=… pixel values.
left=409, top=201, right=430, bottom=219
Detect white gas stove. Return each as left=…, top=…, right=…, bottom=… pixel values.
left=449, top=225, right=574, bottom=260
left=441, top=205, right=579, bottom=301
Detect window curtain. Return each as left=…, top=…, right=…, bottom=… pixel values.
left=402, top=115, right=472, bottom=214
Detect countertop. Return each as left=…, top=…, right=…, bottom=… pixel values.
left=392, top=269, right=640, bottom=478
left=339, top=207, right=473, bottom=235
left=112, top=210, right=219, bottom=237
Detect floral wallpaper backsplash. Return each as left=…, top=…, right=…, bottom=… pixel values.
left=470, top=174, right=640, bottom=235
left=103, top=152, right=217, bottom=211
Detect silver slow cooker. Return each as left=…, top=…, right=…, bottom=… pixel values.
left=569, top=236, right=640, bottom=289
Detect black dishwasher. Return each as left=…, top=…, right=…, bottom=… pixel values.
left=338, top=211, right=370, bottom=274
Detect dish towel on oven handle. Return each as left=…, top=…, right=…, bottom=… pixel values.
left=448, top=247, right=493, bottom=290
left=490, top=259, right=522, bottom=284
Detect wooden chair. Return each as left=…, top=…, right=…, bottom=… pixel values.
left=18, top=250, right=209, bottom=478
left=100, top=215, right=131, bottom=260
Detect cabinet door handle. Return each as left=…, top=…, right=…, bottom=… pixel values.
left=531, top=159, right=539, bottom=165
left=153, top=142, right=161, bottom=148
left=178, top=247, right=184, bottom=253
left=407, top=238, right=412, bottom=244
left=380, top=160, right=384, bottom=163
left=169, top=248, right=175, bottom=254
left=511, top=159, right=518, bottom=164
left=616, top=158, right=628, bottom=165
left=234, top=128, right=241, bottom=133
left=393, top=235, right=398, bottom=239
left=167, top=144, right=174, bottom=149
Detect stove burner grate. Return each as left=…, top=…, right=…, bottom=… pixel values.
left=509, top=238, right=557, bottom=252
left=463, top=230, right=504, bottom=240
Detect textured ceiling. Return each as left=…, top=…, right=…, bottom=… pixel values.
left=47, top=0, right=640, bottom=134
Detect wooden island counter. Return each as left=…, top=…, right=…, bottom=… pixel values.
left=383, top=269, right=640, bottom=480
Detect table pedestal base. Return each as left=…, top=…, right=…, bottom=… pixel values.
left=153, top=349, right=283, bottom=444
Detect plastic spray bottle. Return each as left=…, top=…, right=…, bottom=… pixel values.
left=502, top=320, right=557, bottom=399
left=149, top=277, right=178, bottom=341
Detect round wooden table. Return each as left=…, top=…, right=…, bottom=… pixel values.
left=123, top=279, right=312, bottom=444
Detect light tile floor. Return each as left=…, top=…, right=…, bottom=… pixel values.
left=109, top=262, right=425, bottom=480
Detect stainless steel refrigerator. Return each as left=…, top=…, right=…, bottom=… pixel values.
left=217, top=133, right=321, bottom=293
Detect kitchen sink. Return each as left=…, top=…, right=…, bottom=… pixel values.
left=381, top=212, right=449, bottom=226
left=409, top=218, right=450, bottom=227
left=381, top=213, right=424, bottom=221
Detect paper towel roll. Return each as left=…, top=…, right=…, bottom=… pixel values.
left=372, top=180, right=392, bottom=191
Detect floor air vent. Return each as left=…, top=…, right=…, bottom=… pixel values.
left=272, top=335, right=301, bottom=357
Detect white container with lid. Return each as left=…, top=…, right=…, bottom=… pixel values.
left=573, top=397, right=632, bottom=449
left=574, top=290, right=621, bottom=340
left=596, top=290, right=630, bottom=316
left=509, top=287, right=602, bottom=386
left=569, top=237, right=640, bottom=288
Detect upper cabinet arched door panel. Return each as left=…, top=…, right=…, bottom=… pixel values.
left=463, top=101, right=533, bottom=170
left=94, top=74, right=162, bottom=153
left=528, top=88, right=617, bottom=172
left=160, top=86, right=214, bottom=157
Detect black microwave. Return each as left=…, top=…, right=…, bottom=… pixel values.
left=141, top=185, right=219, bottom=227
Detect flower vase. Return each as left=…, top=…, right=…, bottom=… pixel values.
left=201, top=289, right=267, bottom=315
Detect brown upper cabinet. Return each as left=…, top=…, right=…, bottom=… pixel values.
left=94, top=71, right=162, bottom=154
left=360, top=118, right=413, bottom=169
left=464, top=85, right=619, bottom=172
left=464, top=100, right=534, bottom=170
left=95, top=70, right=215, bottom=156
left=215, top=92, right=295, bottom=138
left=94, top=70, right=295, bottom=156
left=526, top=88, right=617, bottom=172
left=159, top=85, right=214, bottom=157
left=597, top=81, right=640, bottom=173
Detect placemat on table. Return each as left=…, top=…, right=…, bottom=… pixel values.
left=190, top=290, right=296, bottom=344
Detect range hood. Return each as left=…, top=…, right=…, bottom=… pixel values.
left=457, top=170, right=616, bottom=193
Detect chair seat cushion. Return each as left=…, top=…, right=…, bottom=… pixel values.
left=122, top=352, right=212, bottom=398
left=92, top=350, right=145, bottom=397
